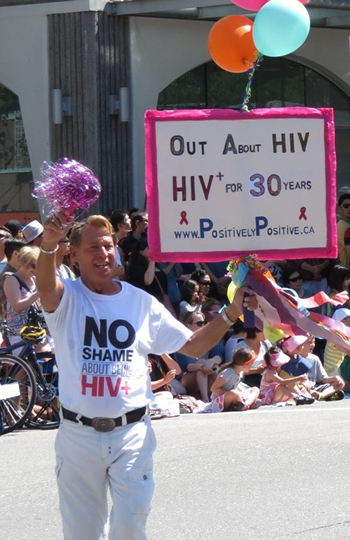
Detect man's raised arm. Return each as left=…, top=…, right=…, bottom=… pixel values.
left=36, top=212, right=72, bottom=313
left=179, top=288, right=257, bottom=358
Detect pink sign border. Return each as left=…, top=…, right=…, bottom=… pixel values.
left=145, top=107, right=337, bottom=262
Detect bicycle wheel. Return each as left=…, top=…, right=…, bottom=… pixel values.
left=0, top=354, right=37, bottom=435
left=25, top=356, right=60, bottom=430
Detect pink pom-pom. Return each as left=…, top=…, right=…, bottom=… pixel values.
left=32, top=158, right=101, bottom=215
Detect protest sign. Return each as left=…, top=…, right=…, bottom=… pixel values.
left=145, top=107, right=337, bottom=262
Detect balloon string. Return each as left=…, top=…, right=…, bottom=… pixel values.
left=239, top=53, right=263, bottom=112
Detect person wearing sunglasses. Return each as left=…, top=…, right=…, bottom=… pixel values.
left=190, top=268, right=213, bottom=303
left=56, top=236, right=75, bottom=280
left=175, top=311, right=221, bottom=402
left=282, top=264, right=314, bottom=300
left=337, top=192, right=350, bottom=268
left=3, top=246, right=41, bottom=344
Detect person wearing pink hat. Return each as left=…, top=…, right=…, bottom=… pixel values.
left=259, top=346, right=314, bottom=406
left=282, top=335, right=309, bottom=357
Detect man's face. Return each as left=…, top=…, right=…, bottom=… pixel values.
left=71, top=225, right=116, bottom=286
left=339, top=198, right=350, bottom=223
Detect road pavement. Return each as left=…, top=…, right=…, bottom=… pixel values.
left=1, top=400, right=350, bottom=540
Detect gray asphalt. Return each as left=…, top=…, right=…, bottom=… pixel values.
left=1, top=400, right=350, bottom=540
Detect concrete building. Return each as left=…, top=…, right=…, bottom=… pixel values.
left=0, top=0, right=350, bottom=221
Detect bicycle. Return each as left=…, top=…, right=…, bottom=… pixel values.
left=0, top=321, right=60, bottom=434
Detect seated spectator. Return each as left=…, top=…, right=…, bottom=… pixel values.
left=302, top=336, right=345, bottom=401
left=179, top=279, right=202, bottom=320
left=199, top=262, right=231, bottom=301
left=127, top=238, right=169, bottom=306
left=261, top=259, right=286, bottom=286
left=202, top=297, right=223, bottom=322
left=3, top=246, right=41, bottom=345
left=0, top=226, right=12, bottom=273
left=280, top=335, right=320, bottom=402
left=175, top=311, right=221, bottom=402
left=22, top=219, right=43, bottom=247
left=190, top=268, right=214, bottom=302
left=210, top=348, right=261, bottom=411
left=282, top=264, right=314, bottom=299
left=260, top=346, right=314, bottom=406
left=324, top=264, right=350, bottom=316
left=288, top=258, right=332, bottom=294
left=231, top=327, right=271, bottom=387
left=323, top=308, right=350, bottom=376
left=148, top=353, right=184, bottom=395
left=202, top=297, right=226, bottom=360
left=225, top=319, right=247, bottom=362
left=4, top=219, right=24, bottom=240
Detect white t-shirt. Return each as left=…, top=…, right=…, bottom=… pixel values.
left=44, top=279, right=192, bottom=418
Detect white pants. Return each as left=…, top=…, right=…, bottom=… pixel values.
left=55, top=415, right=157, bottom=540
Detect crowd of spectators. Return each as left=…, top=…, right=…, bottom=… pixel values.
left=1, top=191, right=350, bottom=418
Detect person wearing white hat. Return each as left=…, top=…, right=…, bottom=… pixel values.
left=323, top=308, right=350, bottom=375
left=22, top=220, right=44, bottom=246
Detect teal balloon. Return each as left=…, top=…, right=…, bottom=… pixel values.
left=253, top=0, right=310, bottom=57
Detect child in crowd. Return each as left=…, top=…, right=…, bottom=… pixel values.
left=210, top=348, right=261, bottom=412
left=230, top=327, right=271, bottom=388
left=179, top=279, right=202, bottom=320
left=148, top=353, right=185, bottom=395
left=260, top=346, right=315, bottom=406
left=302, top=336, right=345, bottom=401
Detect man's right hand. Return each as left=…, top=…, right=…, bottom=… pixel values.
left=42, top=212, right=73, bottom=249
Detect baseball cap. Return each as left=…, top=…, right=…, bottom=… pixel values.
left=5, top=219, right=23, bottom=238
left=338, top=192, right=350, bottom=207
left=23, top=220, right=44, bottom=243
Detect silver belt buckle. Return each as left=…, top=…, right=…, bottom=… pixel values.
left=91, top=417, right=116, bottom=432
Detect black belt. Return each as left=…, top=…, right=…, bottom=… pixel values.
left=61, top=406, right=146, bottom=432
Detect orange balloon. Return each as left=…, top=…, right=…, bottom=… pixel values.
left=208, top=15, right=258, bottom=74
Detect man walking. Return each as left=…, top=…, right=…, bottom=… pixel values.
left=36, top=212, right=255, bottom=540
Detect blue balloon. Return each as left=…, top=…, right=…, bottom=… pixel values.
left=253, top=0, right=310, bottom=57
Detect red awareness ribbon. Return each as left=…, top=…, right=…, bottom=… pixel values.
left=179, top=211, right=189, bottom=225
left=299, top=207, right=307, bottom=220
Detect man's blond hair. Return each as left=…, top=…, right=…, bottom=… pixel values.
left=70, top=216, right=113, bottom=247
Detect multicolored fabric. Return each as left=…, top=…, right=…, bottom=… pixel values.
left=227, top=256, right=350, bottom=352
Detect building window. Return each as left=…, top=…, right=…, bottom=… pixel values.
left=0, top=83, right=36, bottom=219
left=158, top=57, right=350, bottom=192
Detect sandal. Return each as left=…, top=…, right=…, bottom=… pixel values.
left=294, top=395, right=315, bottom=406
